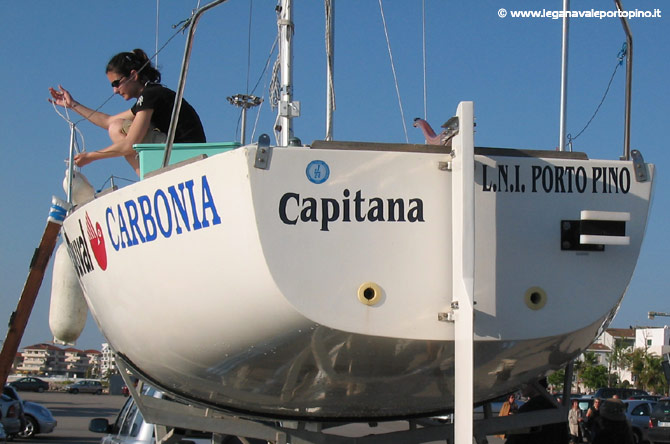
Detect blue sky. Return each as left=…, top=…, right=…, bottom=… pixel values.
left=1, top=1, right=668, bottom=352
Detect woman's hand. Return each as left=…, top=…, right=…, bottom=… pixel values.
left=48, top=85, right=77, bottom=108
left=74, top=152, right=93, bottom=167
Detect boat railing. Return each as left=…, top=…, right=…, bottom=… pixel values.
left=162, top=0, right=229, bottom=170
left=614, top=0, right=633, bottom=161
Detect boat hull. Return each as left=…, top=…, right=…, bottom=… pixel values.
left=61, top=143, right=653, bottom=419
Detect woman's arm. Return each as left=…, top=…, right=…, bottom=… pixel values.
left=74, top=109, right=154, bottom=167
left=49, top=85, right=134, bottom=129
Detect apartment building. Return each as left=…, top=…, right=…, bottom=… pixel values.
left=14, top=343, right=101, bottom=377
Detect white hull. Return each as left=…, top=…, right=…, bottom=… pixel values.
left=62, top=130, right=653, bottom=419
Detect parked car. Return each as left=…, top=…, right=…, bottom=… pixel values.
left=5, top=384, right=57, bottom=438
left=89, top=386, right=211, bottom=444
left=8, top=376, right=50, bottom=393
left=66, top=380, right=104, bottom=394
left=572, top=396, right=596, bottom=413
left=18, top=400, right=58, bottom=439
left=0, top=393, right=22, bottom=437
left=629, top=394, right=663, bottom=402
left=648, top=398, right=670, bottom=444
left=2, top=386, right=26, bottom=433
left=593, top=387, right=650, bottom=400
left=623, top=399, right=656, bottom=444
left=0, top=422, right=7, bottom=443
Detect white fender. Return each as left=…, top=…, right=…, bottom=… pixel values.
left=63, top=170, right=95, bottom=205
left=49, top=241, right=88, bottom=344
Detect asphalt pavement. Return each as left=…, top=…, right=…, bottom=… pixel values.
left=11, top=391, right=506, bottom=444
left=12, top=390, right=126, bottom=444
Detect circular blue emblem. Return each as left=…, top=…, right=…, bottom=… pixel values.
left=306, top=160, right=330, bottom=184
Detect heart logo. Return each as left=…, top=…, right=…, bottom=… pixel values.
left=86, top=212, right=107, bottom=271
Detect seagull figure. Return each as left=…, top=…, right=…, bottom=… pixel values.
left=413, top=116, right=459, bottom=147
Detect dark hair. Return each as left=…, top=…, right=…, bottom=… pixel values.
left=106, top=49, right=161, bottom=83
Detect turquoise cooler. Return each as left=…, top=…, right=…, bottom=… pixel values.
left=134, top=142, right=241, bottom=179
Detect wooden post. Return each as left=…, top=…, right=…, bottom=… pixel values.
left=0, top=198, right=68, bottom=387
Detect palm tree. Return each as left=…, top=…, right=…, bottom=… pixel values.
left=641, top=353, right=667, bottom=394
left=607, top=338, right=631, bottom=386
left=629, top=348, right=647, bottom=390
left=627, top=347, right=667, bottom=393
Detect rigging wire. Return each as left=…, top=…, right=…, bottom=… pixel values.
left=60, top=9, right=196, bottom=129
left=97, top=175, right=137, bottom=192
left=249, top=37, right=279, bottom=142
left=51, top=102, right=86, bottom=155
left=378, top=0, right=409, bottom=143
left=567, top=43, right=627, bottom=147
left=246, top=0, right=253, bottom=93
left=232, top=1, right=276, bottom=143
left=155, top=0, right=160, bottom=67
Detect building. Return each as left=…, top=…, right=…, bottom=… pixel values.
left=13, top=343, right=101, bottom=377
left=572, top=326, right=669, bottom=392
left=636, top=326, right=670, bottom=358
left=592, top=328, right=635, bottom=385
left=63, top=348, right=89, bottom=378
left=83, top=349, right=102, bottom=377
left=16, top=343, right=65, bottom=375
left=100, top=343, right=118, bottom=376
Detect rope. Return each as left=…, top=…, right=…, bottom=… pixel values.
left=378, top=0, right=408, bottom=143
left=568, top=43, right=627, bottom=145
left=269, top=3, right=282, bottom=112
left=51, top=101, right=86, bottom=155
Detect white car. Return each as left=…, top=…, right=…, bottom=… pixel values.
left=89, top=386, right=211, bottom=444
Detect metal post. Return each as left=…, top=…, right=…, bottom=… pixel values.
left=227, top=94, right=262, bottom=145
left=325, top=0, right=335, bottom=141
left=162, top=0, right=228, bottom=168
left=67, top=123, right=76, bottom=203
left=452, top=101, right=475, bottom=444
left=558, top=0, right=570, bottom=151
left=614, top=0, right=633, bottom=160
left=278, top=0, right=296, bottom=146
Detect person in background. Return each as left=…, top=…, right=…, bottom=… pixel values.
left=584, top=398, right=601, bottom=441
left=49, top=48, right=205, bottom=175
left=568, top=399, right=582, bottom=443
left=505, top=379, right=568, bottom=444
left=591, top=398, right=634, bottom=444
left=500, top=393, right=520, bottom=417
left=496, top=393, right=520, bottom=439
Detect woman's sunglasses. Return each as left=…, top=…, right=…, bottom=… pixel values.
left=111, top=77, right=126, bottom=88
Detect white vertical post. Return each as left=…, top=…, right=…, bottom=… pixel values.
left=559, top=0, right=570, bottom=151
left=279, top=0, right=294, bottom=146
left=452, top=101, right=475, bottom=444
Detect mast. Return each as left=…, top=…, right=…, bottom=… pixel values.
left=277, top=0, right=300, bottom=146
left=558, top=0, right=569, bottom=151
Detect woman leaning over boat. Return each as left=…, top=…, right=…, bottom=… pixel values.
left=49, top=48, right=206, bottom=175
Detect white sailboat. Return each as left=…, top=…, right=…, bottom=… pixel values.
left=59, top=0, right=653, bottom=427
